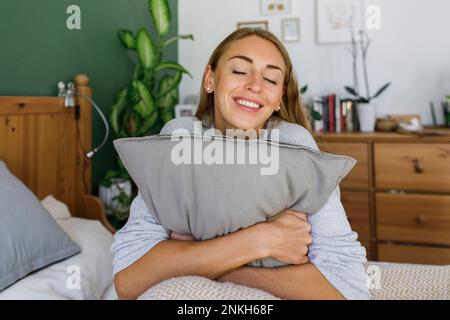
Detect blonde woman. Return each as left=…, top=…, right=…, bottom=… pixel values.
left=112, top=28, right=369, bottom=300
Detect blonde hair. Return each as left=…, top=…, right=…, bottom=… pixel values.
left=194, top=28, right=312, bottom=132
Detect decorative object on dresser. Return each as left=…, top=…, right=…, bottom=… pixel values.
left=315, top=130, right=450, bottom=265
left=344, top=30, right=391, bottom=133
left=443, top=95, right=450, bottom=127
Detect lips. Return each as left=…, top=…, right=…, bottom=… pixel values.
left=232, top=97, right=264, bottom=111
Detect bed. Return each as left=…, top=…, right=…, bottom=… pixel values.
left=0, top=75, right=116, bottom=299
left=0, top=75, right=448, bottom=300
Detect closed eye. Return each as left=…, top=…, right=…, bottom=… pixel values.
left=264, top=78, right=277, bottom=85
left=232, top=70, right=246, bottom=75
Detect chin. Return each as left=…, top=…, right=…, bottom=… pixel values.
left=226, top=116, right=265, bottom=131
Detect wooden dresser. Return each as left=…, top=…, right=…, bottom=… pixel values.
left=314, top=130, right=450, bottom=265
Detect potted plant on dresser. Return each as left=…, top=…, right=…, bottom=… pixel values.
left=99, top=0, right=193, bottom=229
left=344, top=30, right=391, bottom=132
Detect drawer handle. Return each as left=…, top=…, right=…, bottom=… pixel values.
left=413, top=159, right=424, bottom=174
left=416, top=215, right=426, bottom=224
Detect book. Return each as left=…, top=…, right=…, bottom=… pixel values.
left=327, top=95, right=335, bottom=132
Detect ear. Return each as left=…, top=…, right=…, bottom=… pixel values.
left=204, top=65, right=215, bottom=93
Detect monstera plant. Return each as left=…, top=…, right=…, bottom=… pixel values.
left=100, top=0, right=193, bottom=227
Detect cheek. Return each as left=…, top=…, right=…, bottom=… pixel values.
left=267, top=87, right=284, bottom=108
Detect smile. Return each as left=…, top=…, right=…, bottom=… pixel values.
left=233, top=97, right=264, bottom=112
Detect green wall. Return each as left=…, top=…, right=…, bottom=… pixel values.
left=0, top=0, right=178, bottom=193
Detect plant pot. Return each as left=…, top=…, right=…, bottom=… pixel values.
left=99, top=178, right=132, bottom=216
left=357, top=103, right=376, bottom=132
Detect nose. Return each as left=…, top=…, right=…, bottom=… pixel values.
left=245, top=73, right=262, bottom=93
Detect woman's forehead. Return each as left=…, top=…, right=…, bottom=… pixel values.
left=222, top=36, right=286, bottom=69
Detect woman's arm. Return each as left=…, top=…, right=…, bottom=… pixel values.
left=113, top=194, right=311, bottom=300
left=115, top=223, right=266, bottom=299
left=218, top=263, right=345, bottom=300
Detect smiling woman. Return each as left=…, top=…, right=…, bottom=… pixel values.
left=196, top=28, right=311, bottom=134
left=112, top=28, right=369, bottom=300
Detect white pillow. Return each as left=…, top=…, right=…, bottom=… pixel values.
left=41, top=195, right=72, bottom=220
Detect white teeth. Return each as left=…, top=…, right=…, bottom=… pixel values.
left=236, top=99, right=260, bottom=109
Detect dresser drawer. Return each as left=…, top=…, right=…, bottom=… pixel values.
left=378, top=243, right=450, bottom=265
left=318, top=143, right=369, bottom=189
left=341, top=191, right=371, bottom=241
left=376, top=193, right=450, bottom=246
left=374, top=143, right=450, bottom=192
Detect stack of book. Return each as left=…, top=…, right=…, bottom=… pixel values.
left=311, top=95, right=360, bottom=133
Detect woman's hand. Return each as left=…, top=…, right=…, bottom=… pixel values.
left=170, top=232, right=195, bottom=241
left=257, top=209, right=312, bottom=265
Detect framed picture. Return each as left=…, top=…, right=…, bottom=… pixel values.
left=237, top=20, right=269, bottom=30
left=281, top=18, right=300, bottom=42
left=175, top=104, right=195, bottom=118
left=261, top=0, right=292, bottom=16
left=316, top=0, right=363, bottom=44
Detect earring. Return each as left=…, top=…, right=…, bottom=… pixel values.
left=206, top=87, right=212, bottom=93
left=277, top=106, right=281, bottom=111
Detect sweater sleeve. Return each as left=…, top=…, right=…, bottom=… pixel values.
left=278, top=123, right=370, bottom=300
left=111, top=192, right=170, bottom=276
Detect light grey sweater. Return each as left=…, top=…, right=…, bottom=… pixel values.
left=111, top=117, right=370, bottom=300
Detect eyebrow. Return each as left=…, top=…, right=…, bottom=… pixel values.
left=227, top=55, right=283, bottom=73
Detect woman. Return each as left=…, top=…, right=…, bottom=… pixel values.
left=112, top=28, right=369, bottom=300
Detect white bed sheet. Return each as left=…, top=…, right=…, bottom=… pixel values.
left=0, top=217, right=115, bottom=300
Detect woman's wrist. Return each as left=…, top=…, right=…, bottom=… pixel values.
left=245, top=222, right=272, bottom=260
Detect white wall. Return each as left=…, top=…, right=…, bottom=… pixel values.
left=178, top=0, right=450, bottom=125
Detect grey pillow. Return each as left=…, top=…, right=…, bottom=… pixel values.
left=114, top=134, right=356, bottom=267
left=0, top=161, right=81, bottom=290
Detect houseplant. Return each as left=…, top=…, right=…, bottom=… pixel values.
left=344, top=30, right=391, bottom=132
left=99, top=0, right=193, bottom=228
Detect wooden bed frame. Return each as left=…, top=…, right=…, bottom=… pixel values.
left=0, top=74, right=115, bottom=233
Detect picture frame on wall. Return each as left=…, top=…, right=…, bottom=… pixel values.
left=261, top=0, right=292, bottom=16
left=237, top=20, right=269, bottom=30
left=316, top=0, right=363, bottom=44
left=281, top=18, right=300, bottom=42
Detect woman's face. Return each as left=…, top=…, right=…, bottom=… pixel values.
left=204, top=35, right=286, bottom=133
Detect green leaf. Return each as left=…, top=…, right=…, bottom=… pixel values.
left=161, top=109, right=174, bottom=123
left=118, top=29, right=136, bottom=50
left=127, top=83, right=140, bottom=105
left=132, top=80, right=156, bottom=118
left=161, top=34, right=194, bottom=48
left=110, top=88, right=128, bottom=135
left=345, top=86, right=359, bottom=97
left=300, top=85, right=308, bottom=95
left=371, top=82, right=391, bottom=100
left=345, top=86, right=369, bottom=102
left=99, top=170, right=120, bottom=187
left=136, top=111, right=159, bottom=135
left=149, top=0, right=171, bottom=37
left=156, top=71, right=182, bottom=99
left=136, top=28, right=158, bottom=69
left=155, top=61, right=192, bottom=77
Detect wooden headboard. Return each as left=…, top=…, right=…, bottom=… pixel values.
left=0, top=74, right=114, bottom=233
